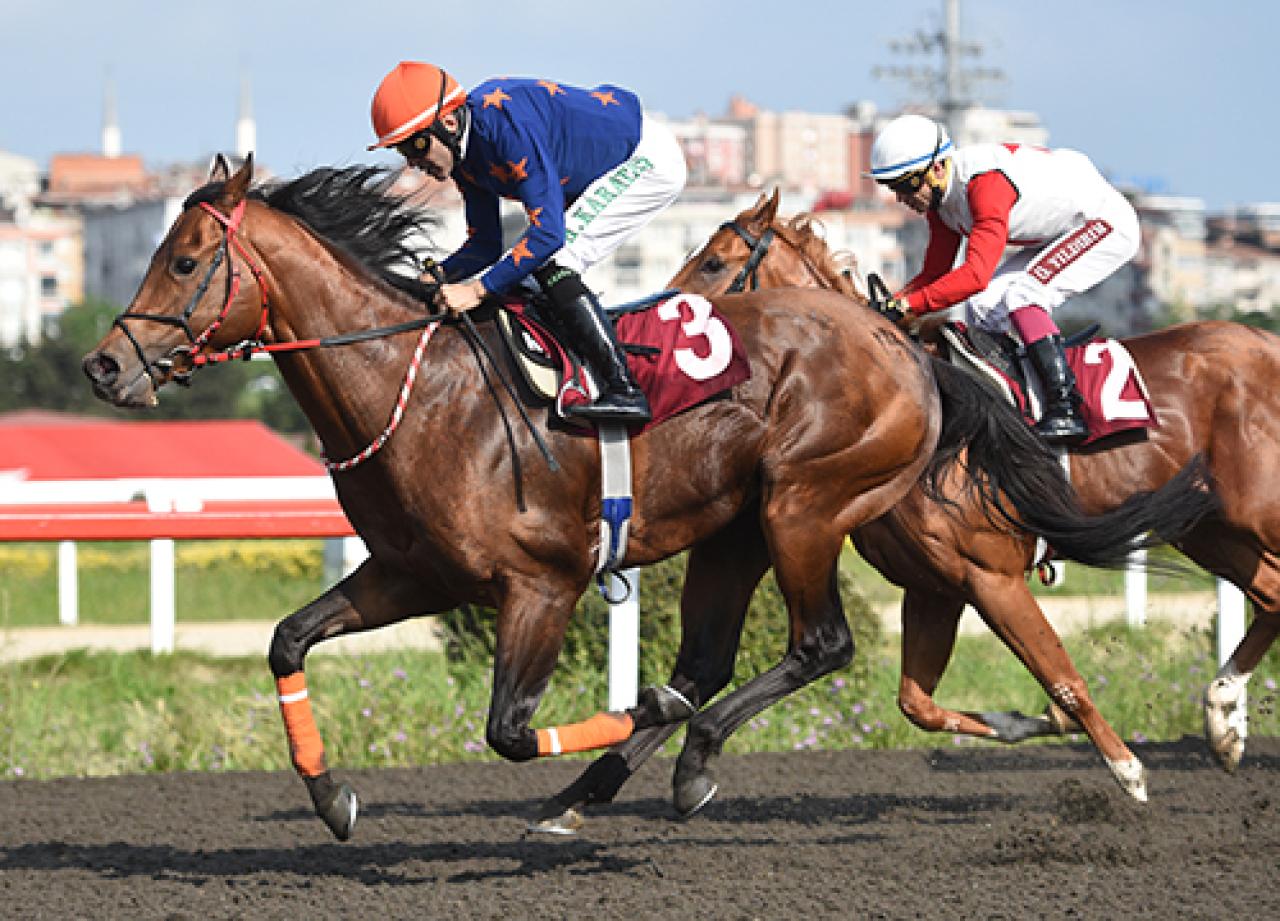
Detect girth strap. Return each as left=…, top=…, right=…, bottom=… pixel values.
left=595, top=423, right=634, bottom=604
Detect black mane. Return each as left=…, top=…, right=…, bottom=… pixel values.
left=188, top=166, right=441, bottom=303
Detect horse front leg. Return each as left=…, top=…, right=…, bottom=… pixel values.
left=899, top=587, right=1069, bottom=742
left=970, top=574, right=1147, bottom=802
left=531, top=510, right=772, bottom=835
left=268, top=555, right=447, bottom=840
left=486, top=575, right=703, bottom=765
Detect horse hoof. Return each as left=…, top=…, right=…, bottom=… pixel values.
left=674, top=775, right=718, bottom=817
left=1205, top=719, right=1245, bottom=773
left=527, top=807, right=584, bottom=836
left=1105, top=756, right=1148, bottom=803
left=1204, top=688, right=1246, bottom=773
left=316, top=782, right=359, bottom=841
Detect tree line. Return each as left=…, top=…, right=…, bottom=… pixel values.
left=6, top=295, right=1277, bottom=448
left=1, top=298, right=311, bottom=440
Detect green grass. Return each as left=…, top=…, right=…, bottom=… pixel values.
left=0, top=541, right=1264, bottom=784
left=3, top=617, right=1278, bottom=782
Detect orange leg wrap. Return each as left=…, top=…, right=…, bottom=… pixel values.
left=536, top=711, right=635, bottom=757
left=276, top=672, right=327, bottom=777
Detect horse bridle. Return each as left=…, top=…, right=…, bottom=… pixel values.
left=106, top=197, right=556, bottom=480
left=720, top=221, right=775, bottom=294
left=111, top=199, right=271, bottom=389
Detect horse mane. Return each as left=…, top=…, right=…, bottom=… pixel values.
left=185, top=166, right=441, bottom=304
left=772, top=213, right=866, bottom=302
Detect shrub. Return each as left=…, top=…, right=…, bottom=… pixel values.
left=438, top=553, right=882, bottom=701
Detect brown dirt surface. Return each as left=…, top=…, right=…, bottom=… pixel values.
left=2, top=737, right=1278, bottom=920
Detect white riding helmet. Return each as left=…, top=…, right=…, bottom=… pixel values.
left=868, top=114, right=953, bottom=182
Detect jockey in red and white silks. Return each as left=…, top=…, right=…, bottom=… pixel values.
left=869, top=113, right=1140, bottom=445
left=904, top=143, right=1140, bottom=332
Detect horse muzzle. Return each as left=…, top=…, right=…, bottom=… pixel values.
left=82, top=348, right=160, bottom=408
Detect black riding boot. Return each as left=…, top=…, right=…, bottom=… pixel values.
left=1026, top=334, right=1088, bottom=445
left=535, top=263, right=651, bottom=424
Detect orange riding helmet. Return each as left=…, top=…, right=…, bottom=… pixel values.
left=368, top=61, right=467, bottom=150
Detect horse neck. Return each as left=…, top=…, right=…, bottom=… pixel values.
left=251, top=209, right=457, bottom=457
left=763, top=225, right=863, bottom=301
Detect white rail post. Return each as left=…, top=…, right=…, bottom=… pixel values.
left=1216, top=579, right=1247, bottom=666
left=1125, top=548, right=1147, bottom=627
left=150, top=538, right=176, bottom=654
left=608, top=568, right=640, bottom=711
left=57, top=540, right=79, bottom=626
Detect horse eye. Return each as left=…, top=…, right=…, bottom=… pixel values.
left=701, top=254, right=725, bottom=274
left=173, top=256, right=198, bottom=276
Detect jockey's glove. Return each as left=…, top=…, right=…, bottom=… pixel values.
left=886, top=298, right=927, bottom=338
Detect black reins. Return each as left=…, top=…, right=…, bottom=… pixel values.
left=111, top=198, right=558, bottom=499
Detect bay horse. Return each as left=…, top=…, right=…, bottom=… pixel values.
left=682, top=191, right=1268, bottom=771
left=82, top=156, right=950, bottom=840
left=529, top=191, right=1219, bottom=834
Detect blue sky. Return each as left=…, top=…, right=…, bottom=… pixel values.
left=2, top=1, right=1275, bottom=210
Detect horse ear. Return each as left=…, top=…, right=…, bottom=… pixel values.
left=746, top=187, right=781, bottom=231
left=221, top=152, right=255, bottom=204
left=208, top=154, right=232, bottom=183
left=760, top=187, right=781, bottom=224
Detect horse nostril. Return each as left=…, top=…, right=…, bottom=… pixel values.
left=82, top=351, right=119, bottom=386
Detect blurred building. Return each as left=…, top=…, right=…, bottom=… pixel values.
left=1134, top=195, right=1209, bottom=319
left=4, top=63, right=1280, bottom=350
left=0, top=212, right=83, bottom=347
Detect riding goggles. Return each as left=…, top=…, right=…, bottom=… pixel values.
left=878, top=125, right=944, bottom=195
left=394, top=130, right=433, bottom=160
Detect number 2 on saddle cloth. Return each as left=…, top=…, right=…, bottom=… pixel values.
left=499, top=292, right=752, bottom=430
left=956, top=326, right=1158, bottom=445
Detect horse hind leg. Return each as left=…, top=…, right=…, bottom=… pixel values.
left=894, top=587, right=1045, bottom=741
left=269, top=556, right=443, bottom=841
left=672, top=524, right=851, bottom=817
left=1174, top=521, right=1280, bottom=771
left=530, top=510, right=772, bottom=834
left=1205, top=600, right=1280, bottom=772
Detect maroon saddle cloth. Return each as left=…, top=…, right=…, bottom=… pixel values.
left=499, top=291, right=752, bottom=433
left=941, top=323, right=1157, bottom=446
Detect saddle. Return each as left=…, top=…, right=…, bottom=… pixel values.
left=937, top=322, right=1158, bottom=447
left=495, top=290, right=752, bottom=433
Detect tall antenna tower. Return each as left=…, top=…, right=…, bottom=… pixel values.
left=102, top=69, right=122, bottom=158
left=236, top=71, right=257, bottom=160
left=872, top=0, right=1004, bottom=134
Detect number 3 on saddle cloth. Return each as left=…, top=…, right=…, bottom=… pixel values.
left=939, top=323, right=1158, bottom=447
left=496, top=291, right=752, bottom=431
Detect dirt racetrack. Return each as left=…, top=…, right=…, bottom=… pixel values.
left=2, top=736, right=1278, bottom=920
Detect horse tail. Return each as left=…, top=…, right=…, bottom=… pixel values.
left=925, top=359, right=1219, bottom=569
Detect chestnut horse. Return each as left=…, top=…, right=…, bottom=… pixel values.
left=83, top=157, right=950, bottom=840
left=682, top=191, right=1267, bottom=772
left=529, top=195, right=1218, bottom=834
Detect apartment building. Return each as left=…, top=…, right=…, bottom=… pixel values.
left=4, top=88, right=1276, bottom=347
left=0, top=210, right=81, bottom=348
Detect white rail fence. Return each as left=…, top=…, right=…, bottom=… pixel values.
left=44, top=543, right=1245, bottom=715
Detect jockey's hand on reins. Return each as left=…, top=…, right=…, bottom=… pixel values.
left=885, top=298, right=926, bottom=337
left=867, top=273, right=922, bottom=339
